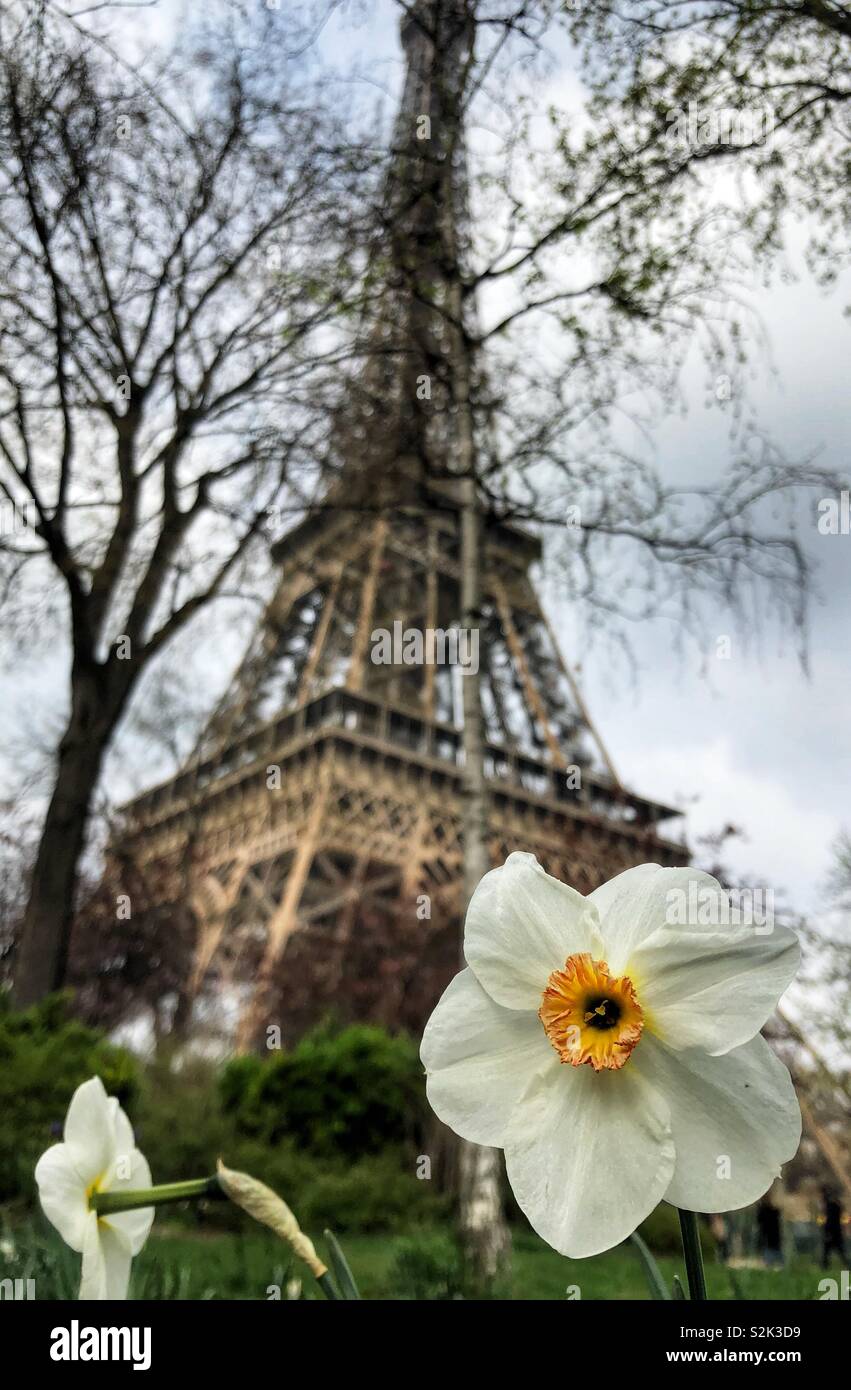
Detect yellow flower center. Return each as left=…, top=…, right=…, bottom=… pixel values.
left=539, top=952, right=644, bottom=1071
left=85, top=1172, right=108, bottom=1221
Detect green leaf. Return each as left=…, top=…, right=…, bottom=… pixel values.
left=324, top=1228, right=361, bottom=1300
left=672, top=1274, right=686, bottom=1300
left=727, top=1266, right=747, bottom=1301
left=629, top=1231, right=672, bottom=1301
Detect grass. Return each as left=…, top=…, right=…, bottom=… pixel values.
left=334, top=1229, right=826, bottom=1301
left=1, top=1217, right=830, bottom=1300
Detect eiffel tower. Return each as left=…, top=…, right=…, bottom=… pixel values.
left=116, top=2, right=687, bottom=1049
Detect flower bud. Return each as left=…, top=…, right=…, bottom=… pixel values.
left=216, top=1160, right=327, bottom=1279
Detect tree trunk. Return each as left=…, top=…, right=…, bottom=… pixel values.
left=455, top=289, right=512, bottom=1286
left=12, top=670, right=123, bottom=1007
left=394, top=0, right=510, bottom=1286
left=456, top=464, right=512, bottom=1286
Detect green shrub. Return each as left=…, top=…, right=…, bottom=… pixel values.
left=216, top=1138, right=445, bottom=1234
left=219, top=1022, right=427, bottom=1159
left=386, top=1231, right=513, bottom=1300
left=389, top=1232, right=465, bottom=1300
left=139, top=1034, right=442, bottom=1239
left=135, top=1056, right=238, bottom=1189
left=0, top=992, right=138, bottom=1205
left=0, top=999, right=441, bottom=1237
left=637, top=1202, right=711, bottom=1256
left=130, top=1042, right=444, bottom=1236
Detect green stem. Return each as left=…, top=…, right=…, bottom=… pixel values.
left=93, top=1176, right=341, bottom=1303
left=93, top=1174, right=341, bottom=1302
left=316, top=1271, right=340, bottom=1301
left=92, top=1175, right=224, bottom=1216
left=677, top=1208, right=708, bottom=1301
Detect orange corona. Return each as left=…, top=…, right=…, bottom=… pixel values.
left=539, top=952, right=644, bottom=1071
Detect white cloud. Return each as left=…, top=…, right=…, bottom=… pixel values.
left=621, top=733, right=837, bottom=912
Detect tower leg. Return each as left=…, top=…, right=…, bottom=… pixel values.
left=186, top=857, right=250, bottom=1018
left=235, top=771, right=330, bottom=1052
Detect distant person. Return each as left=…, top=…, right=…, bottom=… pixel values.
left=709, top=1213, right=730, bottom=1263
left=757, top=1197, right=784, bottom=1268
left=821, top=1187, right=847, bottom=1269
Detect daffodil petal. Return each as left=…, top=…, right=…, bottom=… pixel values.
left=631, top=922, right=799, bottom=1053
left=591, top=865, right=729, bottom=975
left=635, top=1033, right=801, bottom=1211
left=79, top=1216, right=133, bottom=1300
left=34, top=1144, right=91, bottom=1251
left=79, top=1211, right=107, bottom=1300
left=109, top=1097, right=134, bottom=1153
left=100, top=1097, right=153, bottom=1252
left=503, top=1061, right=675, bottom=1257
left=421, top=968, right=555, bottom=1146
left=103, top=1147, right=154, bottom=1255
left=63, top=1077, right=115, bottom=1183
left=99, top=1224, right=134, bottom=1299
left=464, top=852, right=602, bottom=1009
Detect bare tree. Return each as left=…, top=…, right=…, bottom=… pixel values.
left=569, top=0, right=851, bottom=286
left=389, top=1, right=836, bottom=663
left=0, top=2, right=365, bottom=1005
left=386, top=0, right=841, bottom=1282
left=798, top=832, right=851, bottom=1075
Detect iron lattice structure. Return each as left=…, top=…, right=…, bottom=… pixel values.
left=114, top=1, right=688, bottom=1048
left=118, top=489, right=687, bottom=1047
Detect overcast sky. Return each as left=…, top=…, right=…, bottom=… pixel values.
left=2, top=0, right=848, bottom=927
left=313, top=1, right=850, bottom=917
left=580, top=285, right=848, bottom=917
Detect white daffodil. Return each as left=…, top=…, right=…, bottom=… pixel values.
left=35, top=1076, right=153, bottom=1299
left=422, top=854, right=801, bottom=1258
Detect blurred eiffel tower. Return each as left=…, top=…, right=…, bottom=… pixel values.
left=117, top=1, right=687, bottom=1050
